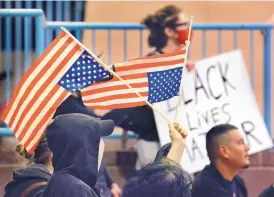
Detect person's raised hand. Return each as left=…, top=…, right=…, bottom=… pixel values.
left=186, top=60, right=195, bottom=71
left=167, top=122, right=188, bottom=164
left=168, top=122, right=188, bottom=144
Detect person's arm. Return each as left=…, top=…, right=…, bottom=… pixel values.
left=167, top=142, right=185, bottom=164
left=154, top=122, right=188, bottom=163
left=101, top=108, right=135, bottom=128
left=166, top=122, right=188, bottom=164
left=154, top=143, right=172, bottom=162
left=101, top=163, right=114, bottom=187
left=101, top=163, right=122, bottom=197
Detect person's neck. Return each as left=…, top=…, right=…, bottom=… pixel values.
left=161, top=40, right=181, bottom=54
left=214, top=160, right=238, bottom=181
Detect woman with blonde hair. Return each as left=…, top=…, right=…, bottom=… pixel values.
left=4, top=134, right=52, bottom=197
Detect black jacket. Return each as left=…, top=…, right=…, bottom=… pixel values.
left=192, top=164, right=248, bottom=197
left=53, top=96, right=114, bottom=197
left=259, top=184, right=274, bottom=197
left=42, top=114, right=106, bottom=197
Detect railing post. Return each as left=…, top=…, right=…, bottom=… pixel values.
left=263, top=26, right=272, bottom=136
left=35, top=14, right=45, bottom=57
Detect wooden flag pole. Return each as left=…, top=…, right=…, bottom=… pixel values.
left=174, top=16, right=194, bottom=121
left=60, top=27, right=171, bottom=123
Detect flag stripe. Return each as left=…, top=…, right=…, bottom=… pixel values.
left=83, top=81, right=148, bottom=95
left=85, top=101, right=147, bottom=110
left=84, top=78, right=148, bottom=93
left=115, top=63, right=183, bottom=77
left=15, top=44, right=82, bottom=142
left=3, top=34, right=69, bottom=125
left=16, top=84, right=61, bottom=141
left=86, top=97, right=148, bottom=107
left=0, top=31, right=66, bottom=121
left=26, top=89, right=70, bottom=153
left=83, top=87, right=148, bottom=101
left=116, top=55, right=185, bottom=72
left=84, top=92, right=149, bottom=103
left=11, top=37, right=75, bottom=136
left=121, top=49, right=186, bottom=61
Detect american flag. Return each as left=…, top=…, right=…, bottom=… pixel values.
left=81, top=47, right=186, bottom=110
left=0, top=30, right=109, bottom=153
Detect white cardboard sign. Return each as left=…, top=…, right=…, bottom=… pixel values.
left=153, top=50, right=273, bottom=174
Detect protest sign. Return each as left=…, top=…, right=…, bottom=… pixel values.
left=153, top=50, right=273, bottom=174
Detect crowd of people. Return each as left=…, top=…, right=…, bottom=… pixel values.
left=1, top=4, right=274, bottom=197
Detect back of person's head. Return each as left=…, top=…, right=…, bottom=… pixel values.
left=206, top=124, right=250, bottom=169
left=142, top=5, right=182, bottom=49
left=142, top=5, right=193, bottom=51
left=123, top=159, right=192, bottom=197
left=16, top=133, right=52, bottom=167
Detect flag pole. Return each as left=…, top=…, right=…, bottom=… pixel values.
left=60, top=27, right=170, bottom=123
left=174, top=16, right=194, bottom=121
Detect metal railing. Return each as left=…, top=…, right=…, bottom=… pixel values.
left=0, top=9, right=45, bottom=101
left=0, top=9, right=272, bottom=140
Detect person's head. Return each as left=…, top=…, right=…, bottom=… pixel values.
left=123, top=159, right=192, bottom=197
left=16, top=133, right=53, bottom=173
left=206, top=124, right=250, bottom=170
left=141, top=5, right=193, bottom=50
left=46, top=113, right=114, bottom=187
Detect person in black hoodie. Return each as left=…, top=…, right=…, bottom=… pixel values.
left=4, top=134, right=52, bottom=197
left=53, top=93, right=122, bottom=197
left=41, top=113, right=114, bottom=197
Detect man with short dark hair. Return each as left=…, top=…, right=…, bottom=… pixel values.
left=191, top=124, right=249, bottom=197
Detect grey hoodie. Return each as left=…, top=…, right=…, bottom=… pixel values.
left=4, top=164, right=51, bottom=197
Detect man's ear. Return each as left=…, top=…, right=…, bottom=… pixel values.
left=219, top=145, right=230, bottom=159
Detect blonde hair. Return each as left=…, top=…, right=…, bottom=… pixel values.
left=15, top=119, right=54, bottom=165
left=15, top=143, right=34, bottom=166
left=15, top=133, right=52, bottom=166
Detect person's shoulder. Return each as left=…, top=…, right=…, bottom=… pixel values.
left=193, top=165, right=219, bottom=183
left=49, top=172, right=85, bottom=186
left=48, top=172, right=96, bottom=196
left=42, top=172, right=75, bottom=196
left=192, top=174, right=230, bottom=197
left=259, top=184, right=274, bottom=197
left=192, top=166, right=222, bottom=193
